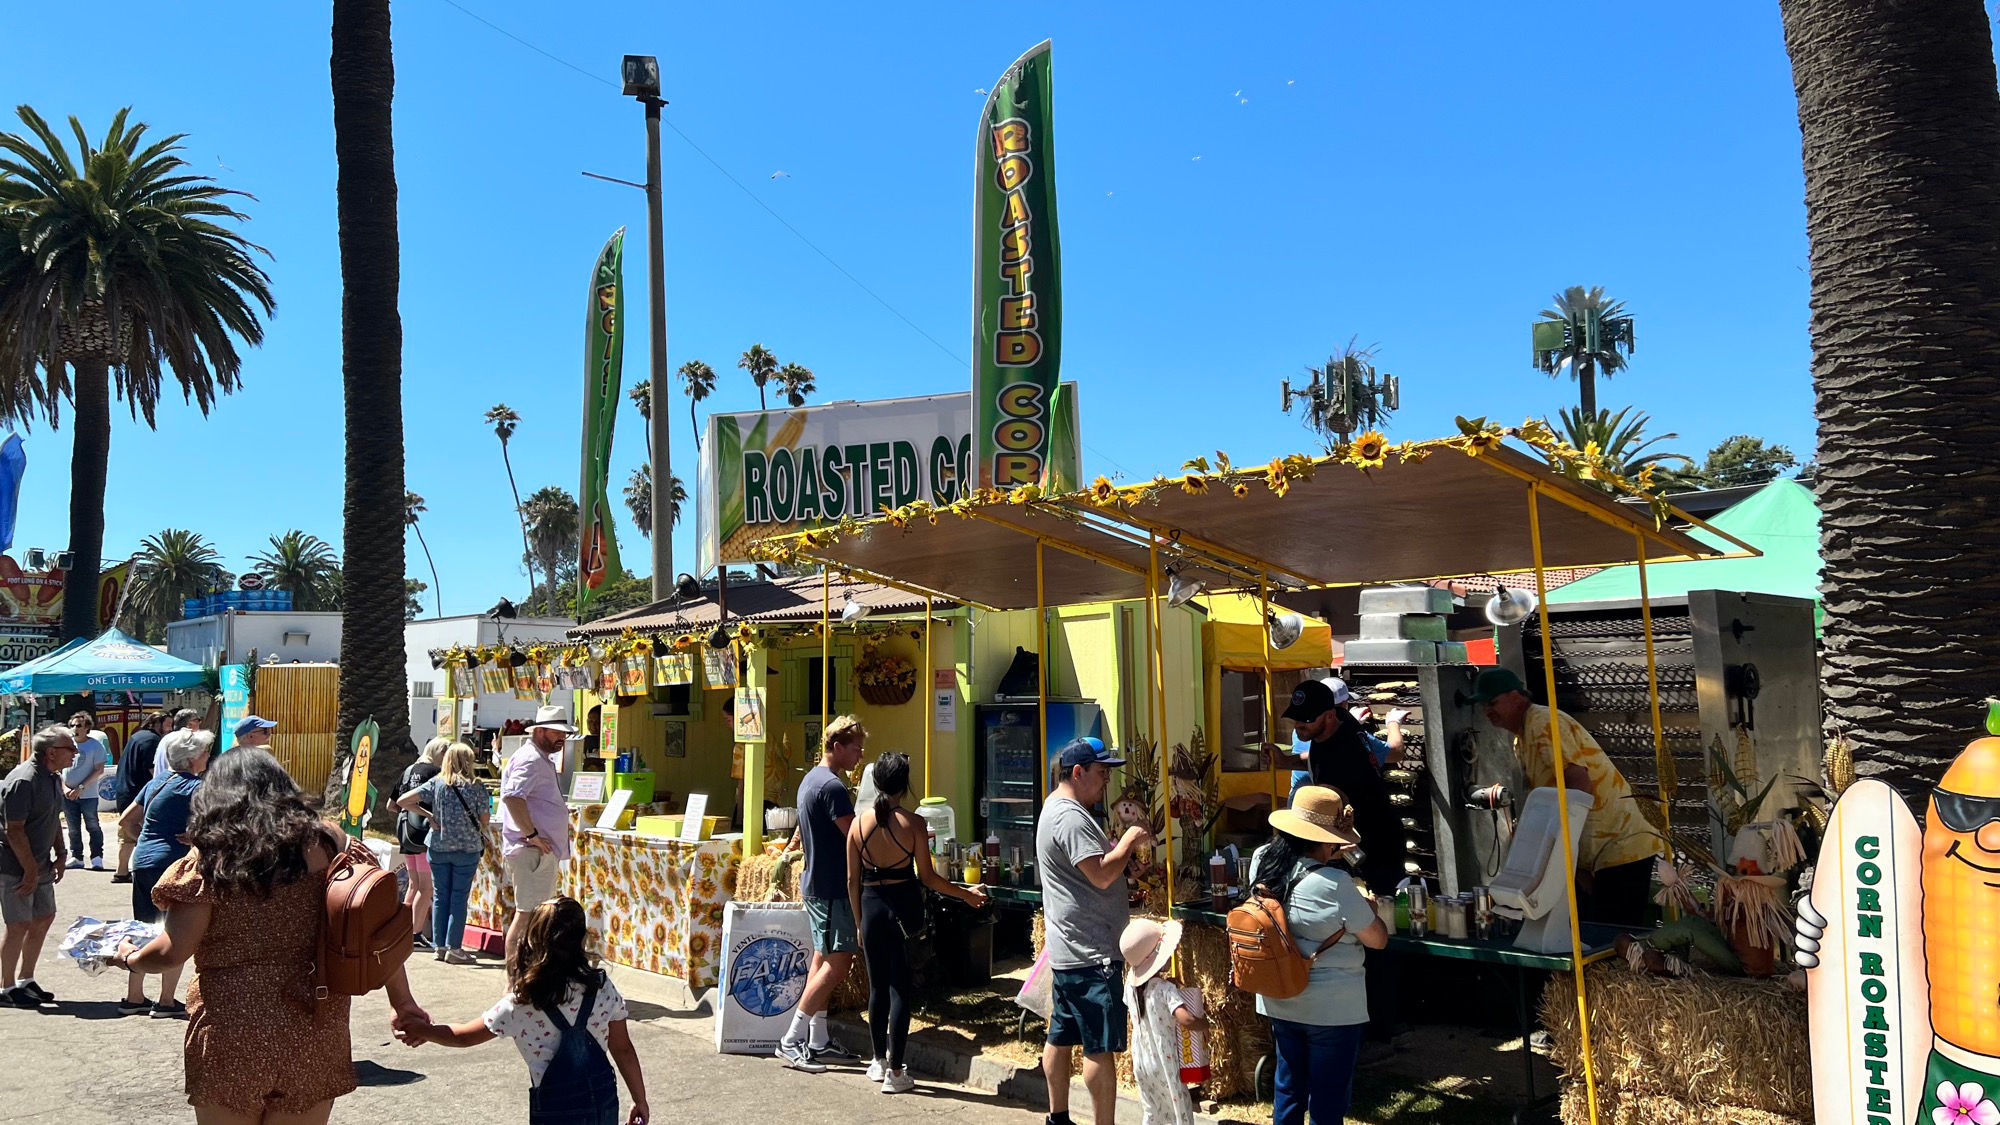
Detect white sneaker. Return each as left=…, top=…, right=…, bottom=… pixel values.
left=89, top=858, right=104, bottom=871
left=866, top=1059, right=886, bottom=1083
left=881, top=1068, right=915, bottom=1094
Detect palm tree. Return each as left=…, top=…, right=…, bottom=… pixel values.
left=624, top=463, right=686, bottom=536
left=252, top=531, right=343, bottom=611
left=775, top=361, right=816, bottom=408
left=739, top=343, right=777, bottom=411
left=404, top=490, right=439, bottom=616
left=123, top=529, right=225, bottom=641
left=1532, top=286, right=1635, bottom=417
left=332, top=0, right=414, bottom=819
left=1553, top=406, right=1693, bottom=490
left=519, top=486, right=577, bottom=615
left=484, top=402, right=539, bottom=602
left=679, top=359, right=715, bottom=450
left=0, top=106, right=275, bottom=641
left=628, top=377, right=652, bottom=455
left=1781, top=0, right=2000, bottom=796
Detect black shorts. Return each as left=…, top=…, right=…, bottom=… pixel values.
left=132, top=866, right=166, bottom=925
left=1047, top=962, right=1127, bottom=1056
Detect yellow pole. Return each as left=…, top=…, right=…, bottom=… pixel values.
left=924, top=597, right=934, bottom=799
left=1150, top=539, right=1173, bottom=922
left=1528, top=485, right=1601, bottom=1125
left=1036, top=540, right=1049, bottom=806
left=821, top=569, right=831, bottom=738
left=1634, top=529, right=1677, bottom=886
left=1261, top=579, right=1279, bottom=812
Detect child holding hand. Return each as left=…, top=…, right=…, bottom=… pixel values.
left=399, top=896, right=648, bottom=1125
left=1121, top=919, right=1210, bottom=1125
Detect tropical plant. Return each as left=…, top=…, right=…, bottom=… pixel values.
left=0, top=106, right=275, bottom=640
left=776, top=361, right=815, bottom=408
left=679, top=359, right=715, bottom=450
left=404, top=578, right=427, bottom=622
left=1532, top=286, right=1635, bottom=417
left=624, top=463, right=686, bottom=536
left=1553, top=406, right=1693, bottom=490
left=739, top=343, right=777, bottom=411
left=404, top=490, right=439, bottom=616
left=332, top=0, right=414, bottom=820
left=484, top=401, right=539, bottom=602
left=519, top=485, right=578, bottom=615
left=1661, top=435, right=1801, bottom=491
left=1780, top=0, right=2000, bottom=796
left=123, top=528, right=225, bottom=641
left=252, top=530, right=342, bottom=611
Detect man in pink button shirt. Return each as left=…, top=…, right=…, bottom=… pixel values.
left=500, top=705, right=576, bottom=961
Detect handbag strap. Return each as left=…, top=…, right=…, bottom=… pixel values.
left=1279, top=861, right=1348, bottom=964
left=447, top=782, right=482, bottom=836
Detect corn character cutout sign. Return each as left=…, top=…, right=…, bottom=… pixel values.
left=334, top=718, right=380, bottom=838
left=1801, top=730, right=2000, bottom=1125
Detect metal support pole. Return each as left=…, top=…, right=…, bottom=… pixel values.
left=1150, top=540, right=1173, bottom=923
left=1261, top=580, right=1279, bottom=811
left=1036, top=540, right=1048, bottom=805
left=821, top=569, right=830, bottom=737
left=1528, top=485, right=1601, bottom=1125
left=1634, top=529, right=1677, bottom=885
left=643, top=96, right=672, bottom=599
left=924, top=597, right=934, bottom=798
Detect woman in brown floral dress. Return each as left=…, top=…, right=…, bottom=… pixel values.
left=114, top=749, right=429, bottom=1124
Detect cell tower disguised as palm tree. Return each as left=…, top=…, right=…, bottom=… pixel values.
left=1532, top=286, right=1635, bottom=417
left=1281, top=341, right=1400, bottom=451
left=0, top=106, right=275, bottom=640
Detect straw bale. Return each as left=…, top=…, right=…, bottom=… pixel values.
left=1032, top=913, right=1267, bottom=1102
left=1540, top=965, right=1809, bottom=1122
left=1559, top=1086, right=1796, bottom=1125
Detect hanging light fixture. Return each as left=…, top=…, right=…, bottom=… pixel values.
left=1164, top=566, right=1205, bottom=608
left=1266, top=611, right=1305, bottom=650
left=706, top=624, right=732, bottom=650
left=674, top=573, right=702, bottom=600
left=840, top=591, right=871, bottom=623
left=1484, top=583, right=1538, bottom=626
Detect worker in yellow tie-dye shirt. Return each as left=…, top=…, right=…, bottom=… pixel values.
left=1470, top=668, right=1662, bottom=927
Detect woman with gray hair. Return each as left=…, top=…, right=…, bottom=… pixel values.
left=115, top=729, right=213, bottom=1017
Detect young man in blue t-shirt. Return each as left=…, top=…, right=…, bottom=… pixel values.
left=777, top=715, right=868, bottom=1071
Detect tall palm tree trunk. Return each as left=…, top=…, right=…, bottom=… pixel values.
left=59, top=360, right=111, bottom=640
left=1782, top=0, right=2000, bottom=797
left=500, top=443, right=538, bottom=602
left=689, top=398, right=701, bottom=451
left=412, top=524, right=441, bottom=616
left=331, top=0, right=413, bottom=822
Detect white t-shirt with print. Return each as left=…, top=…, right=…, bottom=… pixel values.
left=482, top=973, right=628, bottom=1086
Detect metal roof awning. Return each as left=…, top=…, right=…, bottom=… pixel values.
left=757, top=440, right=1745, bottom=611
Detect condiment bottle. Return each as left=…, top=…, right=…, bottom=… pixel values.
left=1209, top=852, right=1230, bottom=912
left=962, top=844, right=982, bottom=885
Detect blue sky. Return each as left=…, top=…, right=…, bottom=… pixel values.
left=5, top=1, right=1812, bottom=616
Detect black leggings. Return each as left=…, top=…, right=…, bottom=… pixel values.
left=859, top=880, right=922, bottom=1068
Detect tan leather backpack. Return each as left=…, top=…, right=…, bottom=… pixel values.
left=316, top=839, right=412, bottom=1000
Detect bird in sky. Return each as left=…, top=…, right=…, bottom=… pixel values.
left=974, top=87, right=988, bottom=95
left=1239, top=97, right=1249, bottom=104
left=770, top=171, right=790, bottom=180
left=1191, top=155, right=1202, bottom=162
left=1287, top=79, right=1296, bottom=86
left=217, top=155, right=233, bottom=171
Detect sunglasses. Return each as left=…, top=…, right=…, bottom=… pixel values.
left=1932, top=787, right=2000, bottom=834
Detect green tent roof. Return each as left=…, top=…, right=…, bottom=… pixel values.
left=1548, top=477, right=1821, bottom=605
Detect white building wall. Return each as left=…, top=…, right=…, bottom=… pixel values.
left=166, top=611, right=344, bottom=669
left=403, top=615, right=577, bottom=740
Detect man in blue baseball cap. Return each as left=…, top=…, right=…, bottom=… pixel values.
left=1037, top=736, right=1151, bottom=1125
left=232, top=715, right=276, bottom=752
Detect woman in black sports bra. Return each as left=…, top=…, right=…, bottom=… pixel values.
left=845, top=753, right=988, bottom=1092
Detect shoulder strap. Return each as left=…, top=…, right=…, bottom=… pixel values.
left=1286, top=862, right=1348, bottom=963
left=449, top=782, right=480, bottom=823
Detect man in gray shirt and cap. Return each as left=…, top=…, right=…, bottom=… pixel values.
left=2, top=725, right=77, bottom=1007
left=1036, top=737, right=1151, bottom=1125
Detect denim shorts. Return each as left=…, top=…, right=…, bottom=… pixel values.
left=1048, top=961, right=1128, bottom=1056
left=803, top=895, right=859, bottom=954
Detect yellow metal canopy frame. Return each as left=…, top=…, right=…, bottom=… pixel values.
left=760, top=438, right=1753, bottom=1125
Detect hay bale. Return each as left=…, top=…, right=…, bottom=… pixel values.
left=1559, top=1086, right=1797, bottom=1125
left=737, top=852, right=798, bottom=904
left=1541, top=965, right=1809, bottom=1123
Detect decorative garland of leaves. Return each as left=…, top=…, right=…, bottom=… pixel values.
left=433, top=618, right=930, bottom=675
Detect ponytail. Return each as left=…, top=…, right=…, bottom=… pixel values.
left=870, top=752, right=911, bottom=823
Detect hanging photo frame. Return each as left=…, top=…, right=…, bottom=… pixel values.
left=597, top=660, right=619, bottom=695
left=663, top=720, right=687, bottom=758
left=534, top=662, right=556, bottom=696
left=452, top=665, right=477, bottom=697
left=703, top=647, right=737, bottom=689
left=653, top=650, right=694, bottom=688
left=620, top=651, right=651, bottom=696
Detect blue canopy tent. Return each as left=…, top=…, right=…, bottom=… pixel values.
left=0, top=627, right=210, bottom=695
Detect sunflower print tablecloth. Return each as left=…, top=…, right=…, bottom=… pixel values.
left=466, top=803, right=740, bottom=992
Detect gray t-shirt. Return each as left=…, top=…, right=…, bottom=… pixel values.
left=62, top=735, right=107, bottom=790
left=0, top=761, right=63, bottom=876
left=798, top=765, right=855, bottom=901
left=1036, top=795, right=1128, bottom=968
left=1248, top=841, right=1377, bottom=1026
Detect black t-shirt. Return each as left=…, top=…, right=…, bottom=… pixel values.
left=1307, top=711, right=1406, bottom=894
left=394, top=761, right=441, bottom=854
left=116, top=729, right=161, bottom=809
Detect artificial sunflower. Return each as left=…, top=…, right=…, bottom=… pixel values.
left=1181, top=473, right=1210, bottom=495
left=1351, top=430, right=1389, bottom=468
left=1232, top=482, right=1251, bottom=499
left=1088, top=475, right=1119, bottom=505
left=1462, top=430, right=1503, bottom=457
left=1636, top=463, right=1659, bottom=492
left=1266, top=459, right=1292, bottom=497
left=883, top=506, right=909, bottom=528
left=1007, top=484, right=1042, bottom=505
left=736, top=623, right=755, bottom=642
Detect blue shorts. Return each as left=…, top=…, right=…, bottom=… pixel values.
left=1047, top=962, right=1128, bottom=1056
left=803, top=895, right=859, bottom=954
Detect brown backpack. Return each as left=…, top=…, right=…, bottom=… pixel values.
left=1226, top=871, right=1346, bottom=1000
left=315, top=836, right=412, bottom=1000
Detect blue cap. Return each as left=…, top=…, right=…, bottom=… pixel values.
left=1056, top=736, right=1125, bottom=772
left=234, top=714, right=277, bottom=738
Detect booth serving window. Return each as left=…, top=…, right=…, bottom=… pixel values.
left=650, top=682, right=703, bottom=720
left=781, top=648, right=854, bottom=719
left=1217, top=667, right=1312, bottom=773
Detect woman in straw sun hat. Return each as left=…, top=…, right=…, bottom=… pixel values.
left=1120, top=917, right=1208, bottom=1124
left=1248, top=785, right=1389, bottom=1125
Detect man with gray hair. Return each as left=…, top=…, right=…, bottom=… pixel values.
left=2, top=726, right=76, bottom=1007
left=154, top=709, right=200, bottom=780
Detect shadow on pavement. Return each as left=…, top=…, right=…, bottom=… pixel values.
left=46, top=1000, right=144, bottom=1022
left=354, top=1060, right=426, bottom=1087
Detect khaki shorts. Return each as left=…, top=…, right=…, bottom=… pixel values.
left=0, top=866, right=56, bottom=926
left=505, top=848, right=560, bottom=910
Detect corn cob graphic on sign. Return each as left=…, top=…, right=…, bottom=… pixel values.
left=1804, top=714, right=2000, bottom=1124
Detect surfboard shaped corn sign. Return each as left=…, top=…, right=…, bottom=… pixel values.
left=1806, top=738, right=2000, bottom=1125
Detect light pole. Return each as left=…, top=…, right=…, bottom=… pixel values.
left=622, top=54, right=673, bottom=601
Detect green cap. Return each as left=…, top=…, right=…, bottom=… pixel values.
left=1469, top=667, right=1529, bottom=703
